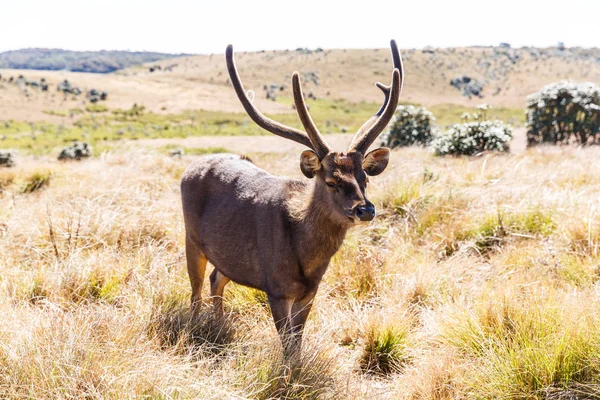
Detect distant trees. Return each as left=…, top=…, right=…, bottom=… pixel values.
left=0, top=49, right=186, bottom=74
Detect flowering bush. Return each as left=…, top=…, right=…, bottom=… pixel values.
left=526, top=81, right=600, bottom=146
left=58, top=142, right=92, bottom=161
left=380, top=105, right=438, bottom=148
left=431, top=120, right=512, bottom=156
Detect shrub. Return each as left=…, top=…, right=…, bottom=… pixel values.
left=431, top=108, right=512, bottom=156
left=380, top=105, right=439, bottom=148
left=526, top=81, right=600, bottom=146
left=58, top=142, right=92, bottom=161
left=0, top=150, right=15, bottom=167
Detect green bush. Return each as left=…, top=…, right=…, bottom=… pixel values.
left=380, top=105, right=438, bottom=148
left=526, top=81, right=600, bottom=146
left=431, top=107, right=512, bottom=156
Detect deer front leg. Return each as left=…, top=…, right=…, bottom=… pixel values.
left=210, top=269, right=230, bottom=318
left=185, top=236, right=207, bottom=316
left=290, top=289, right=317, bottom=348
left=267, top=295, right=295, bottom=354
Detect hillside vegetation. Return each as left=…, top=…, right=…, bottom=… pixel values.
left=0, top=48, right=185, bottom=73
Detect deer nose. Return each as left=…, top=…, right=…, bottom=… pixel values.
left=355, top=202, right=376, bottom=221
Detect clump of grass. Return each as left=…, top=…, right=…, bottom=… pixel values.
left=63, top=270, right=125, bottom=304
left=360, top=317, right=412, bottom=375
left=149, top=303, right=236, bottom=355
left=85, top=104, right=109, bottom=113
left=21, top=169, right=52, bottom=193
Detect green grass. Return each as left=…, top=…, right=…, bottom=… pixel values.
left=1, top=101, right=525, bottom=156
left=430, top=104, right=525, bottom=128
left=43, top=109, right=69, bottom=117
left=85, top=104, right=109, bottom=113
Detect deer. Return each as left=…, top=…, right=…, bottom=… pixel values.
left=180, top=40, right=403, bottom=353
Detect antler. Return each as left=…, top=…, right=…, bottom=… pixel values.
left=225, top=45, right=315, bottom=151
left=349, top=40, right=404, bottom=154
left=292, top=72, right=330, bottom=159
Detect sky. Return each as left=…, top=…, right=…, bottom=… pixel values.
left=1, top=0, right=598, bottom=54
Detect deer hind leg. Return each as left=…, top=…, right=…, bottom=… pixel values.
left=209, top=269, right=230, bottom=318
left=186, top=236, right=207, bottom=316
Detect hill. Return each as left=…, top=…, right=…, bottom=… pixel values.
left=0, top=48, right=187, bottom=73
left=1, top=45, right=600, bottom=125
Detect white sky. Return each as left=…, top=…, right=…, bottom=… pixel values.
left=1, top=0, right=598, bottom=54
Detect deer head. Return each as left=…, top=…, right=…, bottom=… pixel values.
left=226, top=40, right=404, bottom=223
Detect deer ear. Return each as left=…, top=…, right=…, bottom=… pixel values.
left=363, top=147, right=390, bottom=176
left=300, top=150, right=321, bottom=178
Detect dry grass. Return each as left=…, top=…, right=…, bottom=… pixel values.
left=1, top=144, right=600, bottom=398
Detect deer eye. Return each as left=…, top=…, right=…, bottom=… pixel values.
left=326, top=182, right=338, bottom=190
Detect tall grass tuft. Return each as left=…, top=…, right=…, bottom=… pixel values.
left=360, top=315, right=413, bottom=375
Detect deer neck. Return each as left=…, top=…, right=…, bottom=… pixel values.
left=288, top=181, right=350, bottom=275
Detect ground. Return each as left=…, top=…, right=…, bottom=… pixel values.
left=1, top=133, right=600, bottom=398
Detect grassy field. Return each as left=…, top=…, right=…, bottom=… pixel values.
left=0, top=100, right=524, bottom=155
left=1, top=142, right=600, bottom=398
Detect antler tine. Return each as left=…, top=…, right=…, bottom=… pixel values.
left=349, top=40, right=404, bottom=154
left=352, top=82, right=391, bottom=143
left=225, top=45, right=315, bottom=150
left=350, top=68, right=401, bottom=154
left=292, top=72, right=330, bottom=159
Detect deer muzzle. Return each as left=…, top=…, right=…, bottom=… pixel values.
left=354, top=201, right=376, bottom=222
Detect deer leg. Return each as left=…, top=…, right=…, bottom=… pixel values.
left=267, top=295, right=296, bottom=354
left=209, top=269, right=230, bottom=318
left=186, top=236, right=207, bottom=316
left=290, top=290, right=317, bottom=349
